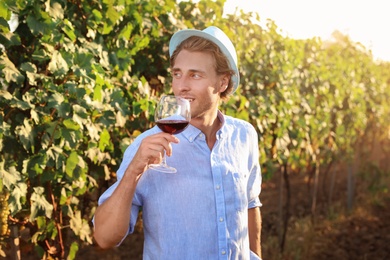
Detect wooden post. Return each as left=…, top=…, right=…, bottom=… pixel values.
left=10, top=225, right=20, bottom=260
left=278, top=167, right=284, bottom=252
left=311, top=160, right=320, bottom=223
left=328, top=165, right=336, bottom=204
left=347, top=163, right=354, bottom=211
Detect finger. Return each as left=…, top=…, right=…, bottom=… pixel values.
left=165, top=142, right=173, bottom=157
left=148, top=149, right=162, bottom=164
left=151, top=133, right=177, bottom=157
left=143, top=142, right=162, bottom=159
left=148, top=141, right=172, bottom=158
left=158, top=132, right=180, bottom=144
left=136, top=133, right=178, bottom=164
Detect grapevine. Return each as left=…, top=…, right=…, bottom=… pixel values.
left=0, top=191, right=9, bottom=239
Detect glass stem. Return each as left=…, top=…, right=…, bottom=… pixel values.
left=161, top=151, right=168, bottom=167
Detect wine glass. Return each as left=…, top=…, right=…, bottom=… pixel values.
left=149, top=95, right=191, bottom=173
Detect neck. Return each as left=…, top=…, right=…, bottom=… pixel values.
left=190, top=110, right=222, bottom=150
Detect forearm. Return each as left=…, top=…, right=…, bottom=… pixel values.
left=93, top=169, right=140, bottom=249
left=248, top=207, right=262, bottom=258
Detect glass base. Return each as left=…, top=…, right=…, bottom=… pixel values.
left=148, top=163, right=177, bottom=173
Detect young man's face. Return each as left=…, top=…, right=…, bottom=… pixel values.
left=171, top=49, right=228, bottom=121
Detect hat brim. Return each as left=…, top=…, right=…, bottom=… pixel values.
left=169, top=29, right=240, bottom=93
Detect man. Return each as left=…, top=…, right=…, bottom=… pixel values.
left=93, top=26, right=262, bottom=259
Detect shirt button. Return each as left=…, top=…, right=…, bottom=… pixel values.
left=216, top=185, right=220, bottom=190
left=219, top=217, right=224, bottom=222
left=221, top=250, right=226, bottom=255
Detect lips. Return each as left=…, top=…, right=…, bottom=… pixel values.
left=182, top=97, right=194, bottom=103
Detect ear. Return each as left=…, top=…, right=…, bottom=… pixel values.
left=219, top=74, right=230, bottom=92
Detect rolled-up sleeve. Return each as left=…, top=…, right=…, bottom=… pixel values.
left=247, top=127, right=262, bottom=209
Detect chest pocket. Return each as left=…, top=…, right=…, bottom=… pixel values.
left=230, top=172, right=248, bottom=212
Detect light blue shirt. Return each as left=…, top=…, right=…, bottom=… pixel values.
left=97, top=111, right=262, bottom=259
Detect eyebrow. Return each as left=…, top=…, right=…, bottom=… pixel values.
left=171, top=68, right=206, bottom=74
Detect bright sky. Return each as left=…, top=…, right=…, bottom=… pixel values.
left=224, top=0, right=390, bottom=61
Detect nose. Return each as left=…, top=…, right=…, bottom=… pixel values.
left=173, top=77, right=190, bottom=94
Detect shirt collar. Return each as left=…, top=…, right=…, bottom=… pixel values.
left=216, top=110, right=226, bottom=139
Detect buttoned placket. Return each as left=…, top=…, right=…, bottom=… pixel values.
left=210, top=132, right=228, bottom=259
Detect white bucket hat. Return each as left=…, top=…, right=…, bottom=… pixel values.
left=169, top=26, right=240, bottom=93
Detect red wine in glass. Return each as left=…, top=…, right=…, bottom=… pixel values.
left=156, top=120, right=189, bottom=135
left=149, top=95, right=191, bottom=173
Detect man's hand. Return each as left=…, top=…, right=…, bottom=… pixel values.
left=130, top=132, right=179, bottom=176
